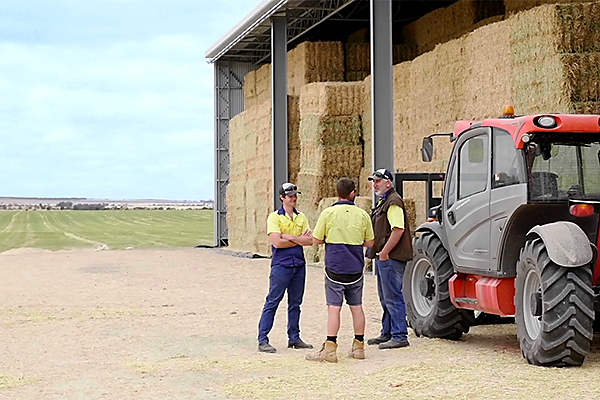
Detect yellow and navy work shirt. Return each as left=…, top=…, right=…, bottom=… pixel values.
left=267, top=206, right=310, bottom=267
left=313, top=200, right=375, bottom=275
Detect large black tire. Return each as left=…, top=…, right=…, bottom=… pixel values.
left=404, top=232, right=474, bottom=340
left=515, top=238, right=594, bottom=367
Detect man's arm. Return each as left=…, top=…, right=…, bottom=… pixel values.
left=313, top=236, right=325, bottom=245
left=282, top=230, right=313, bottom=246
left=269, top=233, right=298, bottom=249
left=363, top=239, right=374, bottom=248
left=377, top=228, right=404, bottom=260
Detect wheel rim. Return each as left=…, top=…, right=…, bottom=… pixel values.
left=411, top=258, right=435, bottom=316
left=522, top=268, right=542, bottom=339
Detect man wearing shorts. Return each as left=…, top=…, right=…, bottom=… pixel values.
left=306, top=178, right=374, bottom=363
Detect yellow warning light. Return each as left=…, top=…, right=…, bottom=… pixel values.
left=502, top=105, right=515, bottom=118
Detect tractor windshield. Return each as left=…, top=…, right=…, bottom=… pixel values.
left=527, top=140, right=600, bottom=202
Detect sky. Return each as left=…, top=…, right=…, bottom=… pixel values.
left=0, top=0, right=260, bottom=201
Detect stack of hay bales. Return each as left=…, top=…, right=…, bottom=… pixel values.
left=402, top=0, right=505, bottom=55
left=556, top=1, right=600, bottom=114
left=362, top=2, right=600, bottom=228
left=227, top=102, right=273, bottom=255
left=504, top=0, right=592, bottom=14
left=243, top=41, right=345, bottom=109
left=345, top=43, right=370, bottom=82
left=288, top=41, right=345, bottom=96
left=345, top=42, right=419, bottom=82
left=288, top=95, right=301, bottom=184
left=297, top=81, right=365, bottom=262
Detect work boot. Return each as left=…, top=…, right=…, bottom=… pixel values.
left=258, top=342, right=277, bottom=353
left=305, top=340, right=338, bottom=363
left=378, top=339, right=410, bottom=349
left=288, top=339, right=314, bottom=349
left=348, top=339, right=365, bottom=359
left=367, top=334, right=391, bottom=345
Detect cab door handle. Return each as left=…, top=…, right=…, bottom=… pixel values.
left=447, top=211, right=456, bottom=225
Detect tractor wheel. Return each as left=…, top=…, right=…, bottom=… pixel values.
left=404, top=232, right=474, bottom=340
left=515, top=238, right=594, bottom=367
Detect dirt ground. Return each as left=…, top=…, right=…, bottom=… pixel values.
left=2, top=247, right=600, bottom=400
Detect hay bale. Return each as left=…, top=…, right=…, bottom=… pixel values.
left=347, top=28, right=369, bottom=44
left=401, top=0, right=479, bottom=53
left=345, top=43, right=370, bottom=81
left=255, top=63, right=271, bottom=106
left=393, top=44, right=419, bottom=64
left=243, top=69, right=257, bottom=110
left=509, top=4, right=572, bottom=114
left=299, top=114, right=362, bottom=147
left=562, top=53, right=600, bottom=103
left=300, top=81, right=365, bottom=117
left=288, top=41, right=345, bottom=96
left=288, top=95, right=301, bottom=150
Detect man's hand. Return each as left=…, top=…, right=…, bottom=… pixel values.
left=377, top=251, right=390, bottom=261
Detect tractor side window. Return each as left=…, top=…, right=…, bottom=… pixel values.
left=446, top=158, right=457, bottom=208
left=459, top=135, right=488, bottom=200
left=492, top=129, right=525, bottom=189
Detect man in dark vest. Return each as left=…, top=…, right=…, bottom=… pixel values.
left=366, top=169, right=413, bottom=349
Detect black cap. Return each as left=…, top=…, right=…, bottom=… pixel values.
left=368, top=168, right=393, bottom=181
left=279, top=182, right=300, bottom=196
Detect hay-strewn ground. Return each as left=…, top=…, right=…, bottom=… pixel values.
left=2, top=247, right=600, bottom=400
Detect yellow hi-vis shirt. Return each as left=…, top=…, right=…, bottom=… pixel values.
left=266, top=207, right=310, bottom=267
left=387, top=204, right=405, bottom=230
left=313, top=201, right=374, bottom=275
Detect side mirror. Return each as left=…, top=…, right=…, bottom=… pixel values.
left=421, top=137, right=433, bottom=162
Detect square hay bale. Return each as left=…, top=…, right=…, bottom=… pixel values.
left=393, top=44, right=419, bottom=64
left=288, top=95, right=301, bottom=150
left=299, top=144, right=364, bottom=178
left=243, top=69, right=257, bottom=110
left=556, top=1, right=600, bottom=54
left=509, top=4, right=572, bottom=114
left=300, top=82, right=365, bottom=117
left=288, top=41, right=345, bottom=96
left=562, top=53, right=600, bottom=103
left=299, top=114, right=363, bottom=147
left=255, top=63, right=271, bottom=106
left=463, top=18, right=514, bottom=120
left=345, top=43, right=370, bottom=75
left=289, top=149, right=301, bottom=184
left=401, top=0, right=479, bottom=52
left=347, top=28, right=369, bottom=44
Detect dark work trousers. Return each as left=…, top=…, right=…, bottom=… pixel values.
left=376, top=258, right=408, bottom=341
left=257, top=264, right=306, bottom=344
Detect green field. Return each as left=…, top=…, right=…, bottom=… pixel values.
left=0, top=210, right=214, bottom=253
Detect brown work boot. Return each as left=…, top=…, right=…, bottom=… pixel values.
left=348, top=339, right=365, bottom=359
left=305, top=340, right=338, bottom=363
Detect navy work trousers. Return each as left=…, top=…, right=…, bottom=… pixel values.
left=257, top=264, right=306, bottom=344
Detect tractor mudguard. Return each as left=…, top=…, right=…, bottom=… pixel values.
left=527, top=221, right=593, bottom=267
left=415, top=222, right=449, bottom=251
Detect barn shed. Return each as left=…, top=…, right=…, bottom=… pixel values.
left=206, top=0, right=600, bottom=257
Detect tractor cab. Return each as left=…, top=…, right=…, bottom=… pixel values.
left=405, top=109, right=600, bottom=367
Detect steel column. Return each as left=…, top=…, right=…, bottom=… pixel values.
left=370, top=0, right=394, bottom=174
left=214, top=61, right=253, bottom=247
left=271, top=15, right=288, bottom=209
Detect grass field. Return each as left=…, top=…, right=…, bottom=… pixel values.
left=0, top=210, right=214, bottom=253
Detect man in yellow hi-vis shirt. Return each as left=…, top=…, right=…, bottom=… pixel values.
left=306, top=178, right=374, bottom=363
left=258, top=183, right=314, bottom=353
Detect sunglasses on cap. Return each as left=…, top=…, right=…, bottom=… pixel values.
left=279, top=183, right=300, bottom=195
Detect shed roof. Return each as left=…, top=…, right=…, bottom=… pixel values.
left=205, top=0, right=457, bottom=64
